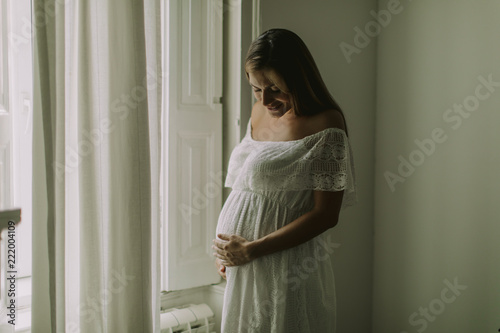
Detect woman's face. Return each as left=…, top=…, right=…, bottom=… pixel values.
left=248, top=69, right=292, bottom=118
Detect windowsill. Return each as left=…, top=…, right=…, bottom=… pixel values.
left=160, top=281, right=226, bottom=310
left=210, top=280, right=226, bottom=295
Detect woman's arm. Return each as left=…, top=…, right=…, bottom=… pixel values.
left=212, top=190, right=344, bottom=267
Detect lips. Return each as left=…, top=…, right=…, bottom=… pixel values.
left=267, top=103, right=282, bottom=111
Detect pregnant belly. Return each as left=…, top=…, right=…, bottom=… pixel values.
left=216, top=189, right=303, bottom=241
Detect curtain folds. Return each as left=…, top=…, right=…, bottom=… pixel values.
left=32, top=0, right=161, bottom=332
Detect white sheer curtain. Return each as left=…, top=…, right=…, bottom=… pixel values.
left=32, top=0, right=161, bottom=332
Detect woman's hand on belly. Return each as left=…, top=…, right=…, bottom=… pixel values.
left=212, top=234, right=258, bottom=267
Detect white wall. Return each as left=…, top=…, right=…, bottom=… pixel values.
left=258, top=1, right=378, bottom=332
left=373, top=1, right=500, bottom=332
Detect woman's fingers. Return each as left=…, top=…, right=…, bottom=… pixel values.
left=213, top=238, right=229, bottom=251
left=215, top=258, right=222, bottom=267
left=213, top=252, right=226, bottom=261
left=215, top=258, right=227, bottom=279
left=212, top=234, right=253, bottom=267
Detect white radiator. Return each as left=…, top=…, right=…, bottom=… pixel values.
left=160, top=303, right=216, bottom=333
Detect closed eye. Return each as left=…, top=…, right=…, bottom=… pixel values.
left=253, top=88, right=280, bottom=93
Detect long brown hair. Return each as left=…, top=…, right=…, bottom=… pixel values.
left=245, top=29, right=345, bottom=124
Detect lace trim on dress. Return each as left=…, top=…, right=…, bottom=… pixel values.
left=225, top=119, right=358, bottom=209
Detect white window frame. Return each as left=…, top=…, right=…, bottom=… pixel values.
left=160, top=0, right=224, bottom=292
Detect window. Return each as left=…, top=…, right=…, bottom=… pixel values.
left=161, top=0, right=224, bottom=291
left=2, top=2, right=226, bottom=321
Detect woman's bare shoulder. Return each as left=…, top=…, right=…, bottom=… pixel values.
left=299, top=109, right=346, bottom=137
left=312, top=109, right=346, bottom=132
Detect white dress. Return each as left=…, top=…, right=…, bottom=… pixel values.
left=216, top=118, right=357, bottom=333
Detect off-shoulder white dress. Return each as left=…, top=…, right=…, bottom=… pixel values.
left=216, top=118, right=357, bottom=333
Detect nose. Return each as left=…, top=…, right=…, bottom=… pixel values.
left=262, top=91, right=273, bottom=106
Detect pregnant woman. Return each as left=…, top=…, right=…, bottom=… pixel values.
left=213, top=28, right=357, bottom=333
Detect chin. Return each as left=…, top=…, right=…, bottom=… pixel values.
left=267, top=109, right=285, bottom=118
